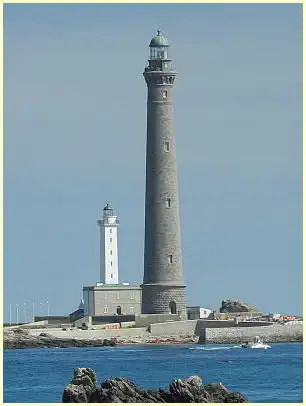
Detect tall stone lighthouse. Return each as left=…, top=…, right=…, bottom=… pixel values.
left=142, top=30, right=186, bottom=318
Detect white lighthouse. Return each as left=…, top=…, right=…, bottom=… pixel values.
left=97, top=203, right=119, bottom=284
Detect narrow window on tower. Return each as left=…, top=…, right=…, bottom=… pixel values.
left=166, top=198, right=171, bottom=208
left=110, top=250, right=112, bottom=255
left=168, top=255, right=173, bottom=264
left=110, top=261, right=113, bottom=266
left=130, top=306, right=135, bottom=313
left=111, top=273, right=113, bottom=278
left=110, top=238, right=112, bottom=243
left=104, top=306, right=108, bottom=313
left=110, top=229, right=112, bottom=234
left=161, top=90, right=168, bottom=99
left=164, top=141, right=170, bottom=152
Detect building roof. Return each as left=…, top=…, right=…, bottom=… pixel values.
left=149, top=30, right=170, bottom=47
left=69, top=308, right=84, bottom=317
left=83, top=284, right=142, bottom=291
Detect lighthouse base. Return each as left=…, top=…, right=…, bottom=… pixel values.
left=141, top=283, right=187, bottom=319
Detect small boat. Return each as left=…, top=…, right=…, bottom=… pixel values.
left=240, top=336, right=271, bottom=349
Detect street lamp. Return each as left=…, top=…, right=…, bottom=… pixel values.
left=39, top=302, right=44, bottom=316
left=32, top=302, right=35, bottom=322
left=46, top=301, right=50, bottom=317
left=16, top=304, right=19, bottom=325
left=9, top=304, right=12, bottom=326
left=23, top=302, right=27, bottom=324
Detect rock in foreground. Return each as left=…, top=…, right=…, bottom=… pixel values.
left=63, top=368, right=248, bottom=403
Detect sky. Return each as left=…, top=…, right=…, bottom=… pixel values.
left=4, top=3, right=302, bottom=322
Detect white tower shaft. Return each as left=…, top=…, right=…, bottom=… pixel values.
left=98, top=204, right=119, bottom=284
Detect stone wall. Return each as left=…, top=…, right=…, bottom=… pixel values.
left=194, top=320, right=272, bottom=336
left=34, top=316, right=71, bottom=324
left=215, top=312, right=264, bottom=320
left=4, top=320, right=48, bottom=330
left=92, top=315, right=136, bottom=325
left=120, top=321, right=136, bottom=328
left=149, top=320, right=197, bottom=335
left=27, top=327, right=149, bottom=340
left=135, top=313, right=180, bottom=327
left=199, top=324, right=303, bottom=344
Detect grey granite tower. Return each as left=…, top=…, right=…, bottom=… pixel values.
left=142, top=31, right=186, bottom=318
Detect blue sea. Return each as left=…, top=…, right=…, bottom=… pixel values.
left=4, top=343, right=303, bottom=403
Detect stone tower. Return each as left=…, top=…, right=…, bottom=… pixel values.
left=97, top=204, right=119, bottom=284
left=142, top=30, right=186, bottom=317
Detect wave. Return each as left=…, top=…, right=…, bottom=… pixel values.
left=188, top=346, right=240, bottom=351
left=117, top=349, right=150, bottom=352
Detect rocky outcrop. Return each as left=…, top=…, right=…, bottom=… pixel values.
left=4, top=330, right=116, bottom=349
left=62, top=368, right=248, bottom=403
left=63, top=368, right=97, bottom=403
left=220, top=300, right=257, bottom=313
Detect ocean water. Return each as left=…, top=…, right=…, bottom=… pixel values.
left=4, top=343, right=302, bottom=403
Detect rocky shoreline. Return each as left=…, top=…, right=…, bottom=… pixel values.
left=4, top=329, right=198, bottom=349
left=63, top=367, right=248, bottom=403
left=4, top=330, right=118, bottom=349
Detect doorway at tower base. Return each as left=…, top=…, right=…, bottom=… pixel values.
left=141, top=284, right=187, bottom=320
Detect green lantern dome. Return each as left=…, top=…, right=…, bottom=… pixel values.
left=149, top=30, right=170, bottom=47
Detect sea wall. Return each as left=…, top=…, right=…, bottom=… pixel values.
left=27, top=327, right=149, bottom=340
left=199, top=324, right=303, bottom=344
left=4, top=320, right=48, bottom=330
left=149, top=320, right=197, bottom=335
left=194, top=320, right=272, bottom=335
left=35, top=316, right=71, bottom=324
left=28, top=321, right=196, bottom=341
left=147, top=320, right=271, bottom=337
left=215, top=312, right=264, bottom=320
